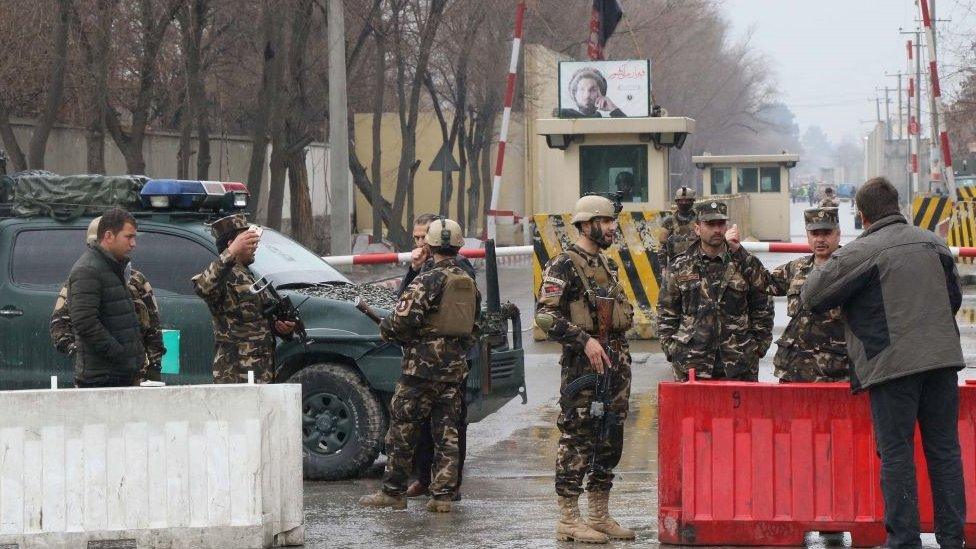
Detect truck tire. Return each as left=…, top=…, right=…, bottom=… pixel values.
left=288, top=363, right=387, bottom=481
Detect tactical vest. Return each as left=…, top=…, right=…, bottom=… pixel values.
left=667, top=214, right=698, bottom=258
left=565, top=250, right=634, bottom=333
left=428, top=271, right=478, bottom=337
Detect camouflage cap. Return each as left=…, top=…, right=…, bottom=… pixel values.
left=804, top=207, right=839, bottom=230
left=86, top=216, right=102, bottom=246
left=694, top=200, right=729, bottom=222
left=209, top=213, right=249, bottom=241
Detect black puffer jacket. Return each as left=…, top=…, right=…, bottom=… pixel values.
left=67, top=245, right=144, bottom=383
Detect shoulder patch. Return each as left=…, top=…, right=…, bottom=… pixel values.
left=395, top=298, right=413, bottom=316
left=675, top=273, right=700, bottom=283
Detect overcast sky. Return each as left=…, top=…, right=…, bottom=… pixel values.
left=722, top=0, right=974, bottom=145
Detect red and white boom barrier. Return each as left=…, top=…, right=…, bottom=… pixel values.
left=323, top=242, right=976, bottom=266
left=918, top=0, right=957, bottom=195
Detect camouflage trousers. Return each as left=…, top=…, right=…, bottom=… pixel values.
left=555, top=340, right=631, bottom=498
left=212, top=340, right=276, bottom=384
left=773, top=346, right=850, bottom=383
left=382, top=374, right=463, bottom=500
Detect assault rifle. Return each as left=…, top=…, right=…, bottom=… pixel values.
left=251, top=277, right=311, bottom=345
left=560, top=288, right=617, bottom=474
left=355, top=298, right=384, bottom=325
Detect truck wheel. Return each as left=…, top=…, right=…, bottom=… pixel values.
left=288, top=363, right=387, bottom=481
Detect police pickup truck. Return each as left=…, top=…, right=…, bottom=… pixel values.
left=0, top=173, right=525, bottom=480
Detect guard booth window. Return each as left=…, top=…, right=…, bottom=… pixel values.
left=759, top=167, right=781, bottom=192
left=736, top=167, right=781, bottom=193
left=710, top=167, right=732, bottom=195
left=579, top=145, right=648, bottom=203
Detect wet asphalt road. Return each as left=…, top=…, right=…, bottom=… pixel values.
left=311, top=202, right=976, bottom=548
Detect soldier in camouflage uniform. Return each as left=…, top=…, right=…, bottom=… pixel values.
left=535, top=195, right=636, bottom=543
left=819, top=187, right=840, bottom=208
left=50, top=217, right=165, bottom=383
left=657, top=186, right=698, bottom=271
left=359, top=218, right=480, bottom=514
left=657, top=201, right=774, bottom=382
left=728, top=207, right=850, bottom=382
left=192, top=214, right=294, bottom=384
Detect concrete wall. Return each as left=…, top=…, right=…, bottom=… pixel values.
left=5, top=119, right=346, bottom=224
left=0, top=384, right=303, bottom=549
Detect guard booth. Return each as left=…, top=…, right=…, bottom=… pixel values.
left=534, top=117, right=696, bottom=212
left=693, top=153, right=799, bottom=241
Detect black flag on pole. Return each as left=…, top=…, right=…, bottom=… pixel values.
left=587, top=0, right=623, bottom=60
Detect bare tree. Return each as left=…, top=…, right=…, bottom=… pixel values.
left=105, top=0, right=183, bottom=174
left=27, top=0, right=72, bottom=169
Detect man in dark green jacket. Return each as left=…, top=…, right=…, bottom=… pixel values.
left=67, top=208, right=144, bottom=387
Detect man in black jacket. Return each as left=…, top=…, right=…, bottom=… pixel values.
left=801, top=177, right=966, bottom=549
left=67, top=208, right=144, bottom=388
left=400, top=213, right=476, bottom=500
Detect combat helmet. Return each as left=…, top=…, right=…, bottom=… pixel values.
left=674, top=186, right=697, bottom=201
left=425, top=218, right=465, bottom=249
left=571, top=195, right=617, bottom=224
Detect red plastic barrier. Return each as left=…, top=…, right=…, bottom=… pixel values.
left=658, top=380, right=976, bottom=546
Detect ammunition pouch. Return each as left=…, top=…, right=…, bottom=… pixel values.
left=428, top=271, right=478, bottom=336
left=565, top=251, right=634, bottom=333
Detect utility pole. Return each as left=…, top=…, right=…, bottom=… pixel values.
left=875, top=87, right=894, bottom=140
left=327, top=0, right=351, bottom=254
left=901, top=28, right=924, bottom=195
left=885, top=72, right=907, bottom=140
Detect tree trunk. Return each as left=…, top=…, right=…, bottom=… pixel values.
left=0, top=99, right=27, bottom=173
left=245, top=1, right=286, bottom=218
left=370, top=31, right=385, bottom=240
left=457, top=118, right=467, bottom=229
left=27, top=0, right=71, bottom=169
left=285, top=149, right=314, bottom=247
left=177, top=107, right=192, bottom=178
left=350, top=145, right=398, bottom=229
left=267, top=135, right=287, bottom=230
left=86, top=0, right=113, bottom=174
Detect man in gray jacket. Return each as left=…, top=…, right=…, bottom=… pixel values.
left=67, top=208, right=144, bottom=387
left=801, top=177, right=965, bottom=548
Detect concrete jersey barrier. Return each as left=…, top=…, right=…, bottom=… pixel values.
left=0, top=384, right=304, bottom=549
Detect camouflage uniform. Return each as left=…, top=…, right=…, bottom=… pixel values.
left=50, top=268, right=165, bottom=382
left=192, top=215, right=283, bottom=384
left=657, top=202, right=774, bottom=381
left=657, top=211, right=697, bottom=268
left=764, top=257, right=850, bottom=381
left=378, top=257, right=480, bottom=501
left=762, top=207, right=850, bottom=382
left=820, top=196, right=840, bottom=208
left=536, top=244, right=634, bottom=498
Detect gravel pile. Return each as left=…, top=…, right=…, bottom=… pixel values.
left=297, top=283, right=398, bottom=311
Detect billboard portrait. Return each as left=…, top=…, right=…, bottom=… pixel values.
left=558, top=59, right=651, bottom=119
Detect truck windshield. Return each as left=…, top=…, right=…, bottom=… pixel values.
left=250, top=229, right=351, bottom=286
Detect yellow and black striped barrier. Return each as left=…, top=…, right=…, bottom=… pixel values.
left=912, top=194, right=954, bottom=231
left=947, top=201, right=976, bottom=265
left=957, top=186, right=976, bottom=201
left=531, top=210, right=663, bottom=339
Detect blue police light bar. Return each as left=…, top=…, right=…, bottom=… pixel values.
left=141, top=179, right=249, bottom=211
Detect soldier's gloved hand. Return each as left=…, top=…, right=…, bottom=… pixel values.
left=584, top=337, right=613, bottom=374
left=725, top=224, right=741, bottom=252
